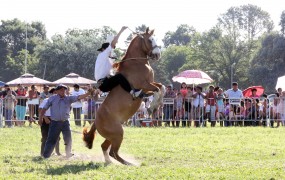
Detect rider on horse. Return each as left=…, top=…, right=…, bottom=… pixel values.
left=94, top=26, right=142, bottom=98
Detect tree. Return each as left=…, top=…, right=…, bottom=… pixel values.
left=182, top=27, right=240, bottom=88
left=280, top=10, right=285, bottom=36
left=249, top=33, right=285, bottom=92
left=152, top=45, right=193, bottom=85
left=0, top=19, right=46, bottom=81
left=126, top=24, right=148, bottom=42
left=37, top=27, right=117, bottom=81
left=162, top=24, right=196, bottom=47
left=213, top=4, right=274, bottom=88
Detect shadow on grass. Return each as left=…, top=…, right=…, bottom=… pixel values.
left=32, top=156, right=45, bottom=163
left=46, top=162, right=103, bottom=175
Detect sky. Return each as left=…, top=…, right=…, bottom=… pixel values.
left=1, top=0, right=285, bottom=47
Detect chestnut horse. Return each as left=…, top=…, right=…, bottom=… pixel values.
left=83, top=28, right=162, bottom=165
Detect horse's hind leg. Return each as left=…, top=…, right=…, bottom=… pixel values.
left=109, top=138, right=133, bottom=165
left=101, top=139, right=112, bottom=165
left=108, top=126, right=132, bottom=165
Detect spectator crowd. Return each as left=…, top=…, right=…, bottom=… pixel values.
left=0, top=82, right=285, bottom=128
left=0, top=84, right=101, bottom=128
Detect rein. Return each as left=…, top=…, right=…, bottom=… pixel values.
left=118, top=57, right=149, bottom=63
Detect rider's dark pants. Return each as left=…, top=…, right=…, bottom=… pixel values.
left=99, top=74, right=132, bottom=93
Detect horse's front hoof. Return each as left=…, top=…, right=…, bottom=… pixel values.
left=104, top=161, right=112, bottom=166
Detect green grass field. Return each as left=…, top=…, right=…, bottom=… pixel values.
left=0, top=124, right=285, bottom=179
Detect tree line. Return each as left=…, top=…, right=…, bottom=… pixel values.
left=0, top=4, right=284, bottom=93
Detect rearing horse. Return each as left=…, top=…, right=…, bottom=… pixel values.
left=83, top=28, right=162, bottom=165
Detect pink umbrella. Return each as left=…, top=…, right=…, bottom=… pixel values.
left=172, top=70, right=213, bottom=85
left=6, top=73, right=52, bottom=86
left=53, top=73, right=96, bottom=85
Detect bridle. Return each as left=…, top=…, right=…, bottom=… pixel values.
left=119, top=34, right=160, bottom=63
left=139, top=34, right=159, bottom=57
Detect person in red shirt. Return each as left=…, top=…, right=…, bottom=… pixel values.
left=15, top=84, right=28, bottom=126
left=205, top=85, right=217, bottom=127
left=179, top=82, right=188, bottom=98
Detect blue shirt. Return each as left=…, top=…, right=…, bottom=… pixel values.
left=43, top=94, right=79, bottom=121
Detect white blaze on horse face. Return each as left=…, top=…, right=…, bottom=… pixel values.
left=149, top=36, right=161, bottom=60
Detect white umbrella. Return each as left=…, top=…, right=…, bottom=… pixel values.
left=6, top=73, right=52, bottom=86
left=53, top=73, right=96, bottom=85
left=172, top=70, right=213, bottom=85
left=276, top=75, right=285, bottom=90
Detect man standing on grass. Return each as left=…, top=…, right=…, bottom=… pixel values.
left=39, top=84, right=94, bottom=158
left=38, top=88, right=61, bottom=157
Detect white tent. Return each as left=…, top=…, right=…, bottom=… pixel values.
left=6, top=73, right=51, bottom=86
left=276, top=75, right=285, bottom=90
left=53, top=73, right=96, bottom=85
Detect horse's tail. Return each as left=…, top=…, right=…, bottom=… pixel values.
left=83, top=122, right=96, bottom=149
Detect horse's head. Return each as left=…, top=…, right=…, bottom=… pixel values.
left=137, top=27, right=161, bottom=61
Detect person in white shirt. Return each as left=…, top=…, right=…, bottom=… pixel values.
left=71, top=84, right=85, bottom=126
left=192, top=86, right=206, bottom=127
left=94, top=26, right=142, bottom=98
left=225, top=82, right=243, bottom=126
left=38, top=88, right=60, bottom=157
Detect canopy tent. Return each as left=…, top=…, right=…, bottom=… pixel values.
left=276, top=75, right=285, bottom=90
left=53, top=73, right=96, bottom=86
left=6, top=73, right=52, bottom=86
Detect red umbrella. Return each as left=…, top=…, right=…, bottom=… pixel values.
left=242, top=86, right=264, bottom=98
left=172, top=70, right=213, bottom=85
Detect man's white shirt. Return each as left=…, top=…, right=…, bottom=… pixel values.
left=225, top=89, right=243, bottom=105
left=94, top=45, right=115, bottom=81
left=71, top=88, right=85, bottom=108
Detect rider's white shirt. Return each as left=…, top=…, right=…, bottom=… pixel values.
left=94, top=45, right=115, bottom=81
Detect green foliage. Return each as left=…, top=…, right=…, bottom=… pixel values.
left=0, top=19, right=46, bottom=81
left=162, top=24, right=196, bottom=48
left=280, top=11, right=285, bottom=36
left=37, top=27, right=116, bottom=81
left=152, top=46, right=193, bottom=85
left=126, top=24, right=148, bottom=42
left=0, top=5, right=283, bottom=90
left=0, top=126, right=285, bottom=179
left=249, top=32, right=285, bottom=92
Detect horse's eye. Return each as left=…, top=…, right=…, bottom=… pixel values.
left=148, top=39, right=152, bottom=43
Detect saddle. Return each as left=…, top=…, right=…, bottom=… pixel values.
left=98, top=74, right=144, bottom=98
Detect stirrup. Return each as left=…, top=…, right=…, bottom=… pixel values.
left=130, top=89, right=142, bottom=98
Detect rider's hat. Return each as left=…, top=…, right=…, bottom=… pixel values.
left=97, top=43, right=110, bottom=51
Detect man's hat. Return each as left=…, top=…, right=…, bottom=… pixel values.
left=97, top=42, right=110, bottom=51
left=55, top=84, right=67, bottom=90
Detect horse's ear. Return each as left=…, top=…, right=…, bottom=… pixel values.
left=149, top=29, right=154, bottom=36
left=146, top=27, right=149, bottom=34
